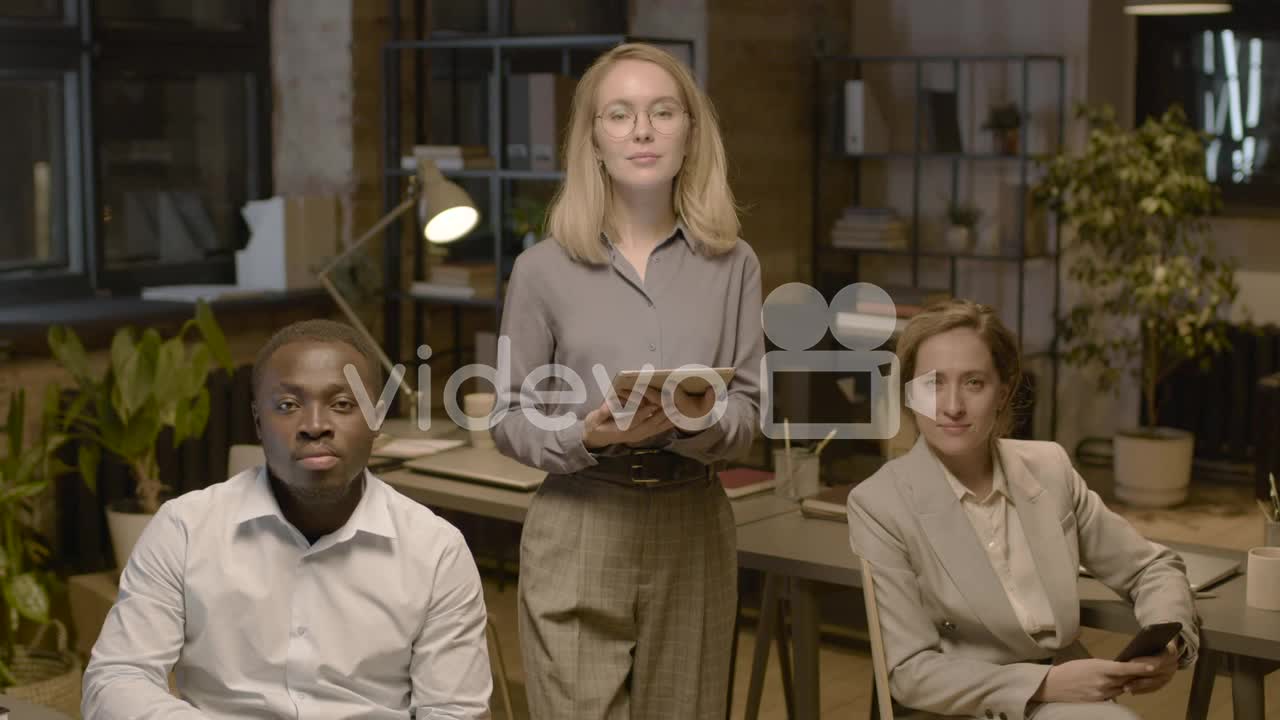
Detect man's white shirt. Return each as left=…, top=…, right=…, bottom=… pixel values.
left=82, top=467, right=492, bottom=719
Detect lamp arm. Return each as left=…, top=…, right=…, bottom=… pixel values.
left=316, top=191, right=421, bottom=400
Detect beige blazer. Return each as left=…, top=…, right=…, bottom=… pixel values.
left=846, top=436, right=1200, bottom=720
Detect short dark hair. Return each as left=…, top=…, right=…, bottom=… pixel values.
left=252, top=319, right=383, bottom=398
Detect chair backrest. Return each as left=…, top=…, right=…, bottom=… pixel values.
left=860, top=556, right=896, bottom=720
left=228, top=444, right=266, bottom=477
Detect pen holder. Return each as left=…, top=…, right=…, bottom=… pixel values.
left=773, top=448, right=820, bottom=501
left=1246, top=546, right=1280, bottom=611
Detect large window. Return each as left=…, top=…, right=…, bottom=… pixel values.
left=0, top=0, right=269, bottom=303
left=1137, top=1, right=1280, bottom=212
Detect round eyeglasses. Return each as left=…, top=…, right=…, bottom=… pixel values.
left=594, top=107, right=689, bottom=139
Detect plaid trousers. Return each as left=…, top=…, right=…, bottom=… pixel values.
left=518, top=474, right=737, bottom=720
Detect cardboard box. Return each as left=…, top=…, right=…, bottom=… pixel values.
left=237, top=195, right=340, bottom=290
left=69, top=570, right=121, bottom=658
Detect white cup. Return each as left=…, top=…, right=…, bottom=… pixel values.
left=1246, top=546, right=1280, bottom=611
left=463, top=392, right=496, bottom=449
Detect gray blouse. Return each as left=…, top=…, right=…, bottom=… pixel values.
left=491, top=224, right=764, bottom=475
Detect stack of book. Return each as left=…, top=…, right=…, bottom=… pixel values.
left=800, top=482, right=858, bottom=522
left=830, top=207, right=907, bottom=249
left=409, top=262, right=498, bottom=301
left=402, top=144, right=497, bottom=171
left=716, top=467, right=778, bottom=499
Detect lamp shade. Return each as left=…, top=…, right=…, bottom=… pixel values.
left=1124, top=0, right=1231, bottom=14
left=416, top=157, right=480, bottom=243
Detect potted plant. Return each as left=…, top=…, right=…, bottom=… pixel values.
left=944, top=201, right=982, bottom=252
left=0, top=387, right=82, bottom=716
left=509, top=196, right=549, bottom=251
left=983, top=102, right=1023, bottom=156
left=48, top=302, right=233, bottom=566
left=1034, top=103, right=1240, bottom=507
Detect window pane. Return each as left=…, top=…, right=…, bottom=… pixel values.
left=99, top=73, right=249, bottom=269
left=0, top=72, right=68, bottom=272
left=0, top=0, right=63, bottom=22
left=1195, top=30, right=1280, bottom=191
left=97, top=0, right=250, bottom=31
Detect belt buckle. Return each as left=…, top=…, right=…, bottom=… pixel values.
left=630, top=450, right=662, bottom=484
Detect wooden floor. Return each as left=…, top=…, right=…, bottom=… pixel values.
left=478, top=473, right=1279, bottom=719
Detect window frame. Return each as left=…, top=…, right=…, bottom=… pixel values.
left=0, top=0, right=271, bottom=304
left=1135, top=5, right=1280, bottom=215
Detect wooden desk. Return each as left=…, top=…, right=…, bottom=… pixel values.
left=735, top=510, right=1280, bottom=720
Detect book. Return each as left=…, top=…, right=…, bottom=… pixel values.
left=411, top=144, right=489, bottom=158
left=923, top=90, right=963, bottom=153
left=843, top=79, right=888, bottom=154
left=428, top=262, right=498, bottom=285
left=800, top=482, right=858, bottom=522
left=409, top=282, right=487, bottom=300
left=717, top=467, right=778, bottom=499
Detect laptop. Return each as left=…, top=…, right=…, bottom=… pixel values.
left=404, top=446, right=546, bottom=491
left=1179, top=550, right=1241, bottom=592
left=1078, top=550, right=1240, bottom=592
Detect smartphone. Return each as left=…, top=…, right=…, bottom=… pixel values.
left=1114, top=621, right=1182, bottom=663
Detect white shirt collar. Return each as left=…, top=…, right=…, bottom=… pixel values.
left=936, top=450, right=1008, bottom=503
left=233, top=467, right=398, bottom=541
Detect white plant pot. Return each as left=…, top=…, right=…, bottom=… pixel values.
left=105, top=501, right=157, bottom=568
left=1112, top=427, right=1194, bottom=508
left=944, top=225, right=972, bottom=252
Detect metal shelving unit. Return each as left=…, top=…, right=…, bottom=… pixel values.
left=812, top=53, right=1066, bottom=437
left=380, top=8, right=693, bottom=367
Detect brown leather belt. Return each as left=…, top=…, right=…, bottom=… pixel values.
left=577, top=448, right=711, bottom=488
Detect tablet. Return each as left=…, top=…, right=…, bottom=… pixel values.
left=611, top=367, right=736, bottom=396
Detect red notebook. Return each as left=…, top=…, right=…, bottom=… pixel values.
left=717, top=467, right=778, bottom=499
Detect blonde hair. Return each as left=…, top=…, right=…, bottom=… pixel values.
left=896, top=299, right=1024, bottom=445
left=546, top=43, right=740, bottom=264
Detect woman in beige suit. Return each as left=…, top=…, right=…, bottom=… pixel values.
left=847, top=300, right=1200, bottom=720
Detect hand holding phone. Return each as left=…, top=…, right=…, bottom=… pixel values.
left=1114, top=621, right=1182, bottom=663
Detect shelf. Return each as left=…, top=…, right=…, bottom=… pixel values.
left=817, top=53, right=1066, bottom=64
left=385, top=33, right=693, bottom=52
left=842, top=152, right=1032, bottom=162
left=401, top=292, right=501, bottom=309
left=826, top=246, right=1056, bottom=263
left=385, top=167, right=564, bottom=181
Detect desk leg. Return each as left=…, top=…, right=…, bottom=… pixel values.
left=1229, top=654, right=1266, bottom=720
left=745, top=573, right=784, bottom=720
left=792, top=578, right=821, bottom=719
left=1184, top=650, right=1216, bottom=720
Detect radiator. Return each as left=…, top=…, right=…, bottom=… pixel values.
left=1154, top=323, right=1280, bottom=496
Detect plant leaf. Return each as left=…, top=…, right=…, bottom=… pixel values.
left=47, top=325, right=92, bottom=386
left=78, top=444, right=99, bottom=494
left=195, top=301, right=233, bottom=371
left=6, top=573, right=50, bottom=624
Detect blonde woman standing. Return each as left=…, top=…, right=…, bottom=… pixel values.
left=847, top=300, right=1199, bottom=720
left=491, top=43, right=763, bottom=719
